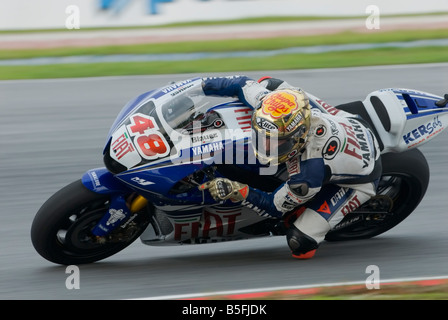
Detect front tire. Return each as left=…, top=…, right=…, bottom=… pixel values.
left=31, top=180, right=151, bottom=265
left=325, top=148, right=430, bottom=241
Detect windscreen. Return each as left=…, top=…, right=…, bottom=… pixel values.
left=157, top=83, right=214, bottom=134
left=105, top=78, right=220, bottom=172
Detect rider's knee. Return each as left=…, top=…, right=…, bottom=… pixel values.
left=286, top=225, right=319, bottom=255
left=286, top=208, right=331, bottom=255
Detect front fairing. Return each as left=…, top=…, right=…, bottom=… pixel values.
left=104, top=78, right=205, bottom=170
left=102, top=78, right=258, bottom=206
left=105, top=90, right=155, bottom=144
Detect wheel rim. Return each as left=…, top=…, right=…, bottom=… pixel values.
left=55, top=198, right=114, bottom=254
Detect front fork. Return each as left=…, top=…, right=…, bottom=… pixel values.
left=82, top=168, right=148, bottom=237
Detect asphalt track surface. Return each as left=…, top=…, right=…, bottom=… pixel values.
left=1, top=63, right=448, bottom=300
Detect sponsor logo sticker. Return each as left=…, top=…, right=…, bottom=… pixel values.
left=110, top=125, right=141, bottom=168
left=315, top=124, right=326, bottom=137
left=322, top=137, right=340, bottom=160
left=262, top=91, right=298, bottom=119
left=256, top=117, right=278, bottom=131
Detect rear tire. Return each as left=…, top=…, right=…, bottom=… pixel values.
left=31, top=180, right=152, bottom=265
left=325, top=148, right=429, bottom=241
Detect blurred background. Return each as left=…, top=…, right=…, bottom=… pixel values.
left=1, top=0, right=448, bottom=300
left=1, top=0, right=447, bottom=29
left=0, top=0, right=447, bottom=79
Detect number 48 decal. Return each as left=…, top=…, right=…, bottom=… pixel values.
left=126, top=113, right=170, bottom=160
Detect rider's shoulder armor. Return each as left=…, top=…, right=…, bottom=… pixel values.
left=303, top=110, right=378, bottom=179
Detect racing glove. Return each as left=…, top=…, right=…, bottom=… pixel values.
left=199, top=178, right=249, bottom=202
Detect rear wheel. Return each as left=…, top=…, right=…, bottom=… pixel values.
left=325, top=148, right=429, bottom=241
left=31, top=180, right=152, bottom=265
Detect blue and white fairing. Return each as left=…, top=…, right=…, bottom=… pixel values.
left=88, top=77, right=258, bottom=208
left=307, top=87, right=447, bottom=154
left=356, top=88, right=447, bottom=153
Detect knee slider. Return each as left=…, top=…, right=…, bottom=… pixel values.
left=286, top=225, right=319, bottom=255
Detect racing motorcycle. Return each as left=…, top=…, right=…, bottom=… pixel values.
left=31, top=77, right=448, bottom=265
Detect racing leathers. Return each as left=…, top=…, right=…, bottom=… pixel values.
left=201, top=75, right=382, bottom=258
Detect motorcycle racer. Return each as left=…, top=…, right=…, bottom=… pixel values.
left=199, top=75, right=382, bottom=259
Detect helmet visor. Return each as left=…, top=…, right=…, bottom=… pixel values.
left=252, top=127, right=306, bottom=164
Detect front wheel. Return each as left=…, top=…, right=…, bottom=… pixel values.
left=325, top=148, right=430, bottom=241
left=31, top=180, right=152, bottom=265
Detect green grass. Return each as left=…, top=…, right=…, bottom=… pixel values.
left=1, top=29, right=448, bottom=60
left=0, top=46, right=446, bottom=80
left=1, top=27, right=447, bottom=80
